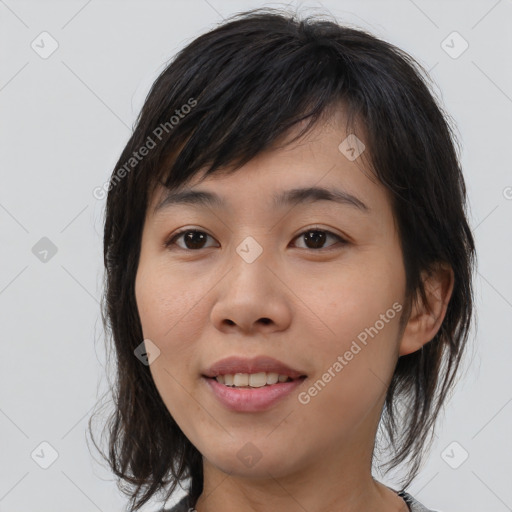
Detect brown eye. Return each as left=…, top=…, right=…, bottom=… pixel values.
left=165, top=230, right=218, bottom=250
left=164, top=227, right=347, bottom=252
left=293, top=229, right=347, bottom=250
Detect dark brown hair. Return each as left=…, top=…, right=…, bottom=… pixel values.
left=88, top=8, right=476, bottom=511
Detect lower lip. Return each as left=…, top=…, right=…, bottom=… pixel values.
left=203, top=376, right=306, bottom=412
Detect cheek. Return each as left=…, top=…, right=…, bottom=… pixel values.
left=295, top=258, right=404, bottom=424
left=298, top=287, right=403, bottom=435
left=304, top=258, right=403, bottom=352
left=135, top=259, right=216, bottom=411
left=135, top=260, right=207, bottom=342
left=135, top=263, right=208, bottom=425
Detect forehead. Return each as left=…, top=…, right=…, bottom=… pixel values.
left=148, top=114, right=393, bottom=225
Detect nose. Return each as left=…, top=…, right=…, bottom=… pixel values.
left=210, top=247, right=293, bottom=335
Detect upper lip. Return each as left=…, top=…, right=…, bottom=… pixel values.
left=203, top=356, right=307, bottom=379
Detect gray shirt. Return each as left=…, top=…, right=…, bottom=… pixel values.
left=162, top=490, right=436, bottom=511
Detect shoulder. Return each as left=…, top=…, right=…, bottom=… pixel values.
left=398, top=490, right=440, bottom=512
left=162, top=491, right=441, bottom=512
left=161, top=494, right=192, bottom=512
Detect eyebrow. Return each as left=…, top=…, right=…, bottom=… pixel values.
left=153, top=185, right=370, bottom=215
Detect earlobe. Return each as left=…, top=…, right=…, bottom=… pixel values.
left=398, top=263, right=455, bottom=357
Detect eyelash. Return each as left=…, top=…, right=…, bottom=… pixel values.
left=163, top=226, right=348, bottom=252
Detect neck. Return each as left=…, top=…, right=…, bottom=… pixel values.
left=194, top=441, right=407, bottom=512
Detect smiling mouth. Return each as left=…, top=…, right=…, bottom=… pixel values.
left=204, top=372, right=307, bottom=388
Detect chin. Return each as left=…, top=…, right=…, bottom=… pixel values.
left=201, top=440, right=300, bottom=480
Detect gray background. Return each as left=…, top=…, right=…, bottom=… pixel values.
left=1, top=0, right=511, bottom=511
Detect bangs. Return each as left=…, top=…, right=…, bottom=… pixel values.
left=135, top=13, right=377, bottom=199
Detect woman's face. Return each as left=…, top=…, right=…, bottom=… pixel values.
left=135, top=118, right=410, bottom=480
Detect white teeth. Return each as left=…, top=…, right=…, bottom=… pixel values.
left=266, top=372, right=279, bottom=384
left=249, top=372, right=267, bottom=387
left=233, top=373, right=249, bottom=386
left=214, top=371, right=293, bottom=387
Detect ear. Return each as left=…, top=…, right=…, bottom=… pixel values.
left=398, top=262, right=455, bottom=357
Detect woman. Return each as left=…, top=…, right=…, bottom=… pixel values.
left=90, top=9, right=476, bottom=512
